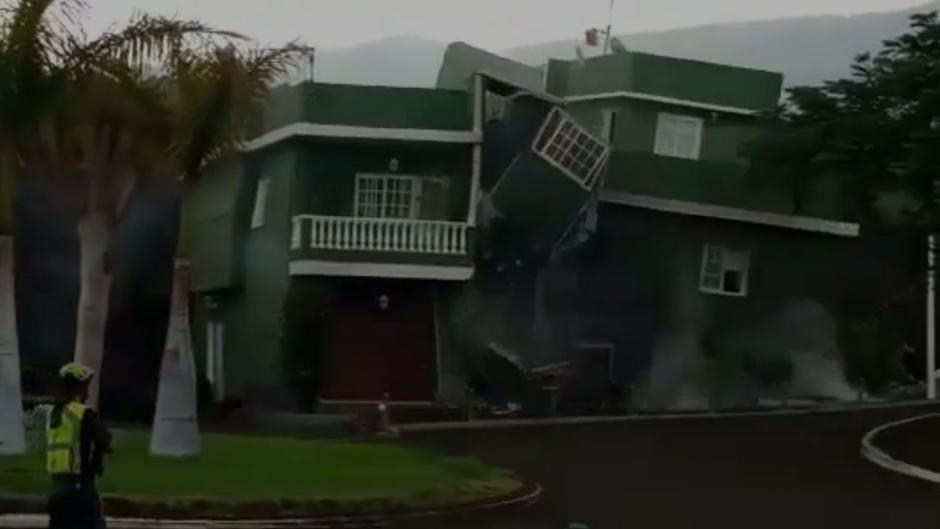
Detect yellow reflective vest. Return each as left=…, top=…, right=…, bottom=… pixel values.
left=46, top=402, right=88, bottom=475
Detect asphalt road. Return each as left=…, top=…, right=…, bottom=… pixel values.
left=397, top=405, right=940, bottom=529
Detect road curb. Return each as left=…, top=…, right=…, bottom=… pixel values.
left=401, top=401, right=940, bottom=433
left=0, top=483, right=541, bottom=529
left=860, top=413, right=940, bottom=484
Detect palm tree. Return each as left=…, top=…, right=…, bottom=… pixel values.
left=146, top=45, right=309, bottom=455
left=0, top=1, right=307, bottom=452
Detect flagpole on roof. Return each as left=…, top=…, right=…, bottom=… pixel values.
left=603, top=0, right=615, bottom=55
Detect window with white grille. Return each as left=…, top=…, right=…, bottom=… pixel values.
left=250, top=178, right=270, bottom=229
left=655, top=113, right=704, bottom=160
left=354, top=174, right=418, bottom=219
left=700, top=245, right=749, bottom=297
left=533, top=108, right=609, bottom=188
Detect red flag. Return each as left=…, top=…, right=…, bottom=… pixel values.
left=585, top=28, right=599, bottom=47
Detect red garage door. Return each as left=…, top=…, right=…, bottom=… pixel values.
left=320, top=281, right=437, bottom=402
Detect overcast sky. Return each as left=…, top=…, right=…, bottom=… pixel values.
left=84, top=0, right=929, bottom=50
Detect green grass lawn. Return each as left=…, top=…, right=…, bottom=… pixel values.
left=0, top=432, right=519, bottom=515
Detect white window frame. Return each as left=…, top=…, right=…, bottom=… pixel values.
left=250, top=178, right=270, bottom=229
left=654, top=113, right=704, bottom=160
left=533, top=108, right=610, bottom=189
left=354, top=174, right=421, bottom=219
left=699, top=244, right=750, bottom=297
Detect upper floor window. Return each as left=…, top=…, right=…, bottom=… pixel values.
left=655, top=113, right=704, bottom=160
left=355, top=174, right=419, bottom=219
left=250, top=178, right=270, bottom=229
left=533, top=108, right=609, bottom=189
left=699, top=244, right=749, bottom=297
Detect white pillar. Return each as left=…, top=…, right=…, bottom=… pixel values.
left=928, top=234, right=936, bottom=400
left=150, top=259, right=200, bottom=456
left=467, top=74, right=484, bottom=228
left=0, top=236, right=26, bottom=454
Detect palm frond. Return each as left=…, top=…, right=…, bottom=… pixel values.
left=64, top=14, right=244, bottom=75
left=0, top=0, right=81, bottom=134
left=167, top=42, right=310, bottom=180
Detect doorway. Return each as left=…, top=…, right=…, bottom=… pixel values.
left=320, top=280, right=438, bottom=402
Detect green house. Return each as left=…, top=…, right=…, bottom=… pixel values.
left=522, top=52, right=918, bottom=409
left=190, top=82, right=485, bottom=408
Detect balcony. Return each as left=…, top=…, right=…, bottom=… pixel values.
left=289, top=215, right=475, bottom=281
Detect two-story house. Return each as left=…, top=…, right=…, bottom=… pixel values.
left=527, top=52, right=919, bottom=409
left=189, top=72, right=610, bottom=411
left=189, top=82, right=483, bottom=409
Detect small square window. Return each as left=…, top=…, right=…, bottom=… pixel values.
left=655, top=113, right=704, bottom=160
left=699, top=245, right=749, bottom=297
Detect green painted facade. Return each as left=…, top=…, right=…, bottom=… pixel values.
left=190, top=81, right=480, bottom=408
left=547, top=52, right=783, bottom=112
left=533, top=204, right=918, bottom=407
left=541, top=52, right=852, bottom=223
left=293, top=143, right=473, bottom=220
left=191, top=157, right=248, bottom=291
left=198, top=145, right=297, bottom=406
left=256, top=82, right=473, bottom=137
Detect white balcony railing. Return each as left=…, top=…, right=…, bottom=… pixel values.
left=291, top=215, right=470, bottom=256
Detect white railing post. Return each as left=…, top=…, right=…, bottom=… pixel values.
left=391, top=222, right=400, bottom=251
left=330, top=218, right=339, bottom=249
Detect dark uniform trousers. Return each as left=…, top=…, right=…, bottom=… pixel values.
left=48, top=476, right=106, bottom=529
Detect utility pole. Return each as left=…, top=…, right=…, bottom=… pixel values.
left=929, top=233, right=937, bottom=399
left=929, top=122, right=940, bottom=400
left=307, top=48, right=316, bottom=83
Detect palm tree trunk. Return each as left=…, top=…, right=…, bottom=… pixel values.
left=150, top=258, right=199, bottom=456
left=74, top=213, right=112, bottom=408
left=0, top=236, right=26, bottom=454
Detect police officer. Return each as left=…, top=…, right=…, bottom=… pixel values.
left=46, top=363, right=112, bottom=529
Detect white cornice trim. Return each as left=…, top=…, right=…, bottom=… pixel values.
left=565, top=91, right=762, bottom=116
left=289, top=260, right=474, bottom=281
left=244, top=123, right=482, bottom=152
left=600, top=191, right=860, bottom=237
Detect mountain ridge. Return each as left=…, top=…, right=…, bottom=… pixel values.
left=311, top=1, right=940, bottom=89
